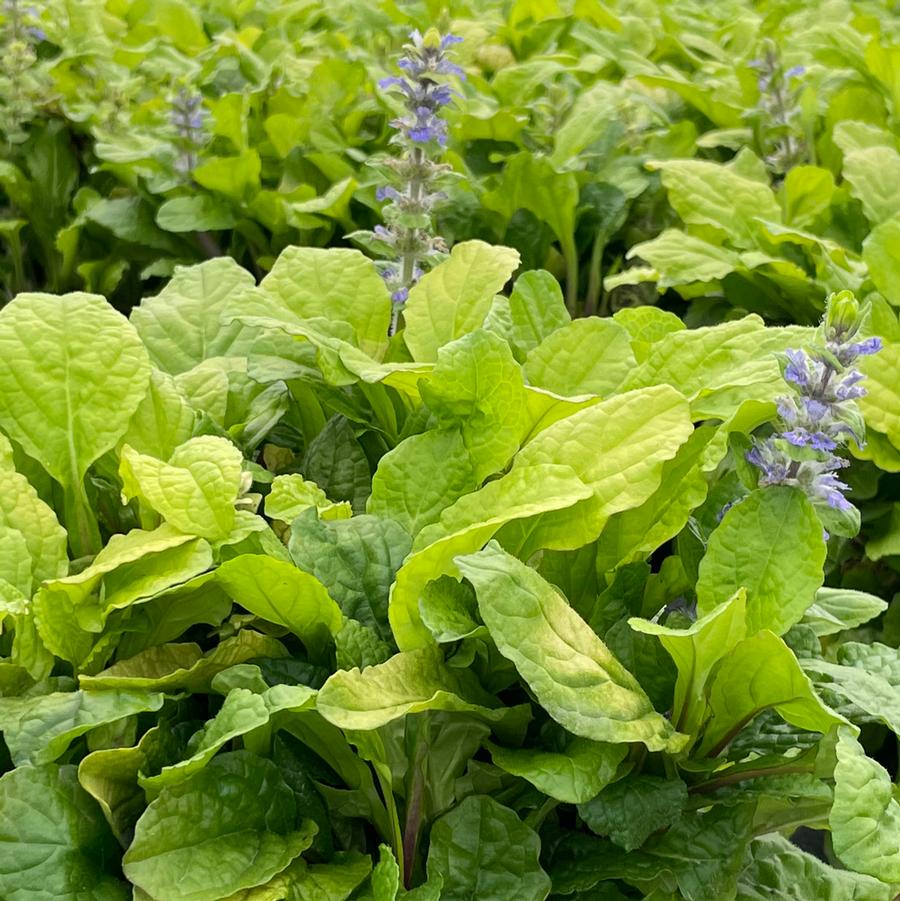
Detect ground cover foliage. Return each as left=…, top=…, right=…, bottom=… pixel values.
left=0, top=1, right=900, bottom=900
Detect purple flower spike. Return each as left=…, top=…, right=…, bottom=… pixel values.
left=783, top=348, right=809, bottom=387
left=786, top=64, right=806, bottom=78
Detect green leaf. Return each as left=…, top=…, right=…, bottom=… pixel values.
left=801, top=587, right=888, bottom=636
left=549, top=804, right=754, bottom=901
left=841, top=146, right=900, bottom=224
left=216, top=554, right=342, bottom=657
left=426, top=795, right=551, bottom=901
left=457, top=543, right=687, bottom=753
left=156, top=195, right=237, bottom=232
left=317, top=646, right=528, bottom=742
left=803, top=644, right=900, bottom=737
left=288, top=511, right=410, bottom=641
left=647, top=159, right=781, bottom=247
left=265, top=474, right=351, bottom=523
left=419, top=576, right=485, bottom=643
left=256, top=246, right=391, bottom=359
left=123, top=751, right=317, bottom=901
left=334, top=619, right=392, bottom=671
left=303, top=416, right=372, bottom=514
left=524, top=318, right=636, bottom=397
left=696, top=630, right=845, bottom=757
left=389, top=464, right=593, bottom=649
left=614, top=306, right=686, bottom=361
left=131, top=258, right=258, bottom=374
left=737, top=834, right=893, bottom=901
left=403, top=241, right=520, bottom=362
left=488, top=737, right=628, bottom=804
left=193, top=151, right=261, bottom=202
left=285, top=854, right=372, bottom=901
left=0, top=688, right=164, bottom=765
left=629, top=590, right=748, bottom=738
left=578, top=775, right=688, bottom=851
left=0, top=764, right=128, bottom=901
left=120, top=436, right=244, bottom=541
left=0, top=292, right=150, bottom=489
left=140, top=685, right=316, bottom=796
left=696, top=488, right=826, bottom=635
left=505, top=269, right=570, bottom=361
left=368, top=429, right=478, bottom=536
left=830, top=727, right=900, bottom=883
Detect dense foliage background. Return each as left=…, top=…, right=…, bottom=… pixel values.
left=1, top=1, right=899, bottom=899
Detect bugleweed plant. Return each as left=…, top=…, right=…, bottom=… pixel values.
left=0, top=232, right=898, bottom=899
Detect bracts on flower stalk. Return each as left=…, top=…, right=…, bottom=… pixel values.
left=746, top=290, right=882, bottom=536
left=352, top=29, right=464, bottom=336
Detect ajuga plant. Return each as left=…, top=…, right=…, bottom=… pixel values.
left=747, top=291, right=882, bottom=535
left=747, top=39, right=808, bottom=179
left=355, top=29, right=463, bottom=335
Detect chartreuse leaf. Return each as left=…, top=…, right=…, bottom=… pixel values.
left=624, top=229, right=740, bottom=284
left=830, top=727, right=900, bottom=883
left=0, top=432, right=67, bottom=586
left=120, top=436, right=244, bottom=541
left=457, top=543, right=687, bottom=753
left=863, top=216, right=900, bottom=305
left=498, top=384, right=693, bottom=556
left=505, top=269, right=570, bottom=361
left=122, top=368, right=196, bottom=460
left=488, top=737, right=628, bottom=804
left=140, top=684, right=316, bottom=796
left=130, top=258, right=257, bottom=374
left=124, top=751, right=317, bottom=901
left=282, top=854, right=372, bottom=900
left=801, top=587, right=888, bottom=636
left=389, top=464, right=593, bottom=649
left=418, top=575, right=485, bottom=642
left=841, top=146, right=900, bottom=224
left=696, top=488, right=826, bottom=635
left=420, top=330, right=528, bottom=480
left=0, top=764, right=128, bottom=901
left=216, top=554, right=342, bottom=657
left=0, top=688, right=164, bottom=765
left=289, top=510, right=410, bottom=641
left=403, top=241, right=520, bottom=362
left=737, top=834, right=893, bottom=901
left=426, top=795, right=551, bottom=901
left=647, top=158, right=781, bottom=246
left=595, top=426, right=713, bottom=574
left=79, top=632, right=290, bottom=693
left=523, top=317, right=636, bottom=397
left=696, top=630, right=845, bottom=757
left=629, top=590, right=748, bottom=738
left=255, top=246, right=392, bottom=359
left=859, top=342, right=900, bottom=445
left=614, top=306, right=685, bottom=361
left=317, top=646, right=528, bottom=743
left=578, top=775, right=688, bottom=852
left=0, top=292, right=150, bottom=491
left=265, top=473, right=351, bottom=523
left=34, top=525, right=213, bottom=666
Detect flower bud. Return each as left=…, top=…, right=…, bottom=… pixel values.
left=824, top=290, right=860, bottom=339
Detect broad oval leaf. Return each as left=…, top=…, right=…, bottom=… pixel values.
left=457, top=543, right=687, bottom=753
left=0, top=291, right=150, bottom=488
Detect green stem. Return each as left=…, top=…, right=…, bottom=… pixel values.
left=524, top=798, right=558, bottom=831
left=563, top=238, right=579, bottom=317
left=583, top=234, right=604, bottom=318
left=688, top=762, right=813, bottom=795
left=402, top=723, right=430, bottom=889
left=64, top=480, right=102, bottom=559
